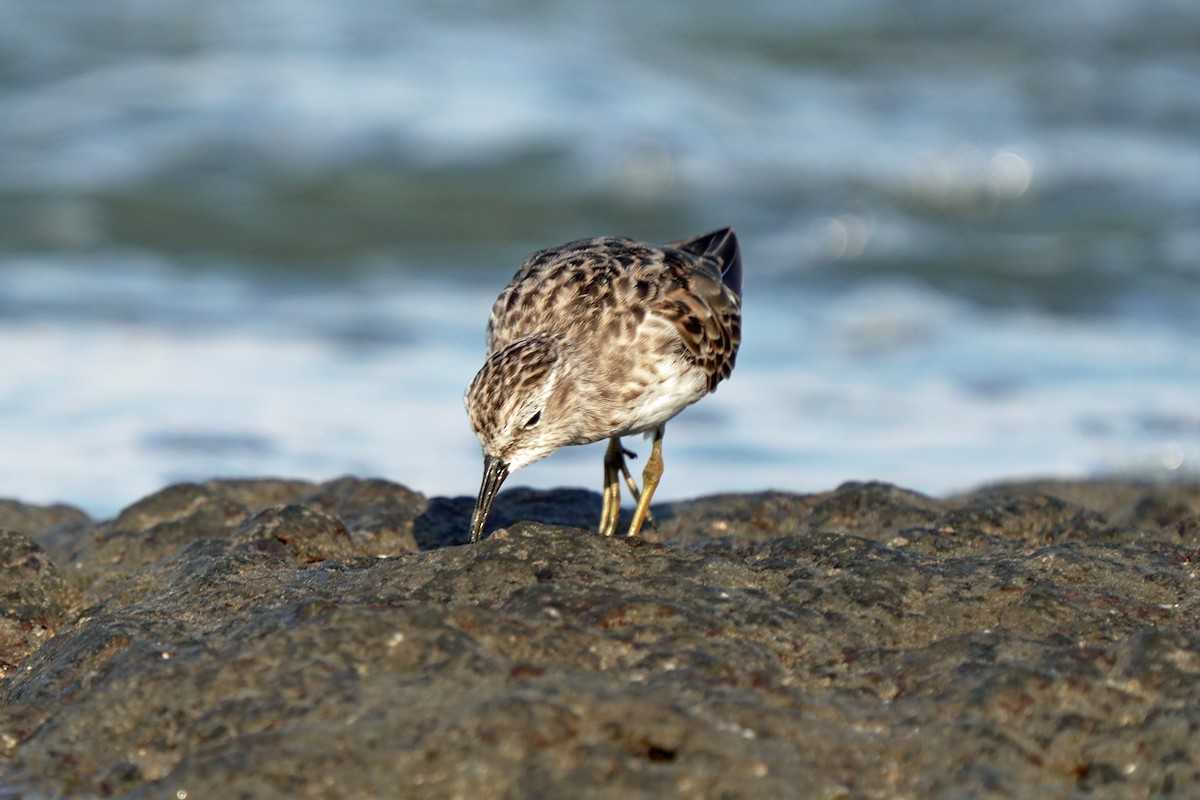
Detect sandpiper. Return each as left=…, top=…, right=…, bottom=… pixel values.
left=465, top=228, right=742, bottom=542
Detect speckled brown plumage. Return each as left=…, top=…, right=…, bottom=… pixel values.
left=465, top=228, right=742, bottom=542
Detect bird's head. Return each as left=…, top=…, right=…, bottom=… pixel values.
left=464, top=334, right=576, bottom=541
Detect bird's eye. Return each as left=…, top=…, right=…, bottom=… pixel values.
left=524, top=411, right=542, bottom=428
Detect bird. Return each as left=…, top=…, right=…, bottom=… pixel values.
left=464, top=227, right=742, bottom=543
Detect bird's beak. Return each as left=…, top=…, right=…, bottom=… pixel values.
left=469, top=454, right=509, bottom=543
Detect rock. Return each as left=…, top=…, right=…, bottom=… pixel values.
left=304, top=475, right=425, bottom=554
left=49, top=477, right=425, bottom=607
left=0, top=498, right=92, bottom=560
left=0, top=478, right=1198, bottom=797
left=0, top=530, right=71, bottom=679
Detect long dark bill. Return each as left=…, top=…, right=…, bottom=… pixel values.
left=469, top=454, right=509, bottom=543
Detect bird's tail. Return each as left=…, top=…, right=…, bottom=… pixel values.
left=672, top=227, right=742, bottom=298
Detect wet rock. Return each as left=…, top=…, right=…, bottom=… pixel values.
left=0, top=478, right=1198, bottom=797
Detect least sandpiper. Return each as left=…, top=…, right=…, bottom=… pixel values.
left=465, top=228, right=742, bottom=542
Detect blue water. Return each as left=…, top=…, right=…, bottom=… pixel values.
left=2, top=0, right=1198, bottom=518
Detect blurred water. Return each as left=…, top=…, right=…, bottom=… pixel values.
left=1, top=0, right=1198, bottom=518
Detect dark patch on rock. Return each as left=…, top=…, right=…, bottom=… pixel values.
left=0, top=477, right=1198, bottom=797
left=415, top=487, right=601, bottom=547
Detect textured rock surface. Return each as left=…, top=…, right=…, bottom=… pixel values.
left=1, top=477, right=1198, bottom=798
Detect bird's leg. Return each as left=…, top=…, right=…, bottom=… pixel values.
left=627, top=427, right=664, bottom=537
left=599, top=437, right=624, bottom=536
left=617, top=445, right=641, bottom=501
left=617, top=444, right=656, bottom=531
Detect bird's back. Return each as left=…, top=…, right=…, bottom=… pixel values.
left=486, top=230, right=741, bottom=396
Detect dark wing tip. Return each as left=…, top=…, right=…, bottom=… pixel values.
left=672, top=227, right=741, bottom=298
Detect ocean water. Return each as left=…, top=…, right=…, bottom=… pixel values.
left=1, top=0, right=1198, bottom=519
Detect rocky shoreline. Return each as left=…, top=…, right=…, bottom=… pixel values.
left=2, top=477, right=1198, bottom=797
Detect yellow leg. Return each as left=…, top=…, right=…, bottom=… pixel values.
left=599, top=437, right=623, bottom=536
left=618, top=449, right=656, bottom=531
left=618, top=458, right=642, bottom=507
left=627, top=427, right=664, bottom=537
